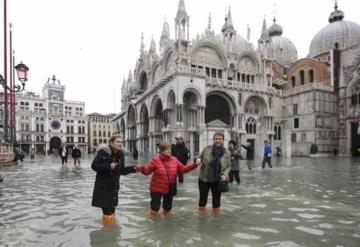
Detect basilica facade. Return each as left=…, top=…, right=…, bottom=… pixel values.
left=113, top=0, right=360, bottom=158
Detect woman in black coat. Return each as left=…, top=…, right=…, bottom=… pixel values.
left=91, top=135, right=137, bottom=225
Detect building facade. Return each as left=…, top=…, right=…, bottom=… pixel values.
left=87, top=113, right=115, bottom=153
left=16, top=75, right=88, bottom=154
left=113, top=0, right=360, bottom=157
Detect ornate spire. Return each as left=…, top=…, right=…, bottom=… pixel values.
left=261, top=16, right=268, bottom=37
left=329, top=0, right=344, bottom=23
left=140, top=32, right=145, bottom=54
left=208, top=13, right=212, bottom=30
left=149, top=37, right=156, bottom=54
left=205, top=13, right=215, bottom=37
left=128, top=69, right=132, bottom=81
left=247, top=24, right=251, bottom=41
left=161, top=17, right=170, bottom=39
left=221, top=8, right=235, bottom=40
left=175, top=0, right=190, bottom=41
left=176, top=0, right=187, bottom=19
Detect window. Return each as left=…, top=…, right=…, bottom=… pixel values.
left=293, top=104, right=298, bottom=115
left=211, top=68, right=216, bottom=78
left=291, top=76, right=296, bottom=87
left=291, top=133, right=297, bottom=143
left=309, top=70, right=314, bottom=82
left=274, top=124, right=281, bottom=140
left=245, top=117, right=257, bottom=134
left=93, top=130, right=97, bottom=136
left=300, top=70, right=305, bottom=85
left=301, top=133, right=307, bottom=142
left=206, top=67, right=210, bottom=77
left=294, top=118, right=299, bottom=129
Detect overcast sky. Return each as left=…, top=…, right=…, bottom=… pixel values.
left=1, top=0, right=359, bottom=114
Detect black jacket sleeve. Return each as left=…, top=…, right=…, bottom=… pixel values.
left=91, top=150, right=112, bottom=173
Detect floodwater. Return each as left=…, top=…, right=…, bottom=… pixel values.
left=0, top=155, right=359, bottom=247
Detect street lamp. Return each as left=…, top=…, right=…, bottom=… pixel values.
left=1, top=62, right=29, bottom=142
left=0, top=61, right=29, bottom=92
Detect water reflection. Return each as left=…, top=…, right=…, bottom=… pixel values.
left=0, top=155, right=359, bottom=246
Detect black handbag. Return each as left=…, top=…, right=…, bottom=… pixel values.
left=168, top=183, right=177, bottom=196
left=218, top=179, right=229, bottom=193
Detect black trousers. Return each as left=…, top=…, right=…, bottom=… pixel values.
left=177, top=173, right=184, bottom=183
left=262, top=156, right=272, bottom=168
left=229, top=170, right=240, bottom=184
left=198, top=180, right=221, bottom=208
left=150, top=192, right=173, bottom=212
left=102, top=207, right=115, bottom=215
left=61, top=157, right=67, bottom=164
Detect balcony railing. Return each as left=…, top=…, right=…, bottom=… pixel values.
left=282, top=82, right=333, bottom=97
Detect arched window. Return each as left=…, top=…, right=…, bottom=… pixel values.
left=309, top=70, right=314, bottom=83
left=274, top=124, right=281, bottom=140
left=351, top=84, right=360, bottom=106
left=246, top=117, right=256, bottom=134
left=300, top=70, right=305, bottom=85
left=291, top=76, right=296, bottom=87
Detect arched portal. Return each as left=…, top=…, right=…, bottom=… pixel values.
left=205, top=94, right=231, bottom=125
left=140, top=104, right=149, bottom=153
left=50, top=136, right=61, bottom=153
left=127, top=106, right=137, bottom=153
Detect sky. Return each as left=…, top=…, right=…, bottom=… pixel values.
left=0, top=0, right=359, bottom=114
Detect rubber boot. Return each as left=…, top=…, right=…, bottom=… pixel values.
left=102, top=214, right=115, bottom=226
left=212, top=207, right=221, bottom=215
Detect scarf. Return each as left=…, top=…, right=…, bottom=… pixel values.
left=207, top=144, right=225, bottom=182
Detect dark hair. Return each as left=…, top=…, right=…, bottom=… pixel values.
left=109, top=135, right=122, bottom=143
left=213, top=132, right=224, bottom=140
left=159, top=142, right=172, bottom=152
left=228, top=140, right=237, bottom=146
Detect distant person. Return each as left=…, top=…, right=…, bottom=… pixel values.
left=13, top=147, right=25, bottom=162
left=155, top=139, right=160, bottom=152
left=275, top=146, right=281, bottom=158
left=72, top=146, right=81, bottom=167
left=132, top=146, right=139, bottom=161
left=241, top=142, right=254, bottom=170
left=91, top=135, right=138, bottom=226
left=333, top=148, right=339, bottom=157
left=30, top=148, right=36, bottom=161
left=228, top=140, right=242, bottom=185
left=262, top=140, right=272, bottom=169
left=171, top=135, right=190, bottom=183
left=60, top=145, right=69, bottom=165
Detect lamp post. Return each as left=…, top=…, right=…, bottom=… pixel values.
left=0, top=61, right=29, bottom=142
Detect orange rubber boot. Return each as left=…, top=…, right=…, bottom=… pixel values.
left=102, top=214, right=115, bottom=226
left=148, top=209, right=160, bottom=217
left=197, top=206, right=206, bottom=213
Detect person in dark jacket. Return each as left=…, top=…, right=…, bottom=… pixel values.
left=132, top=146, right=139, bottom=161
left=228, top=140, right=242, bottom=184
left=91, top=135, right=137, bottom=226
left=72, top=146, right=81, bottom=167
left=136, top=142, right=200, bottom=216
left=171, top=135, right=190, bottom=183
left=241, top=142, right=254, bottom=170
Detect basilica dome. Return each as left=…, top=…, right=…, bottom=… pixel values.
left=268, top=20, right=298, bottom=67
left=309, top=4, right=360, bottom=58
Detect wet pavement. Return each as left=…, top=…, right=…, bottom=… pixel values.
left=0, top=155, right=359, bottom=247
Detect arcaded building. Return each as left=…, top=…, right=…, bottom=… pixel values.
left=113, top=0, right=360, bottom=158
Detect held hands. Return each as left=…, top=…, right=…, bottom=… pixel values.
left=194, top=156, right=202, bottom=166
left=220, top=175, right=227, bottom=181
left=135, top=164, right=144, bottom=172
